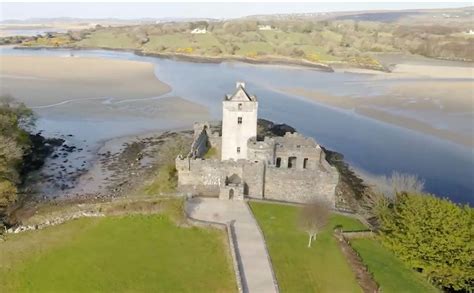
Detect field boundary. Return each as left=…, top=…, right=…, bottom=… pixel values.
left=5, top=196, right=178, bottom=234
left=335, top=230, right=379, bottom=293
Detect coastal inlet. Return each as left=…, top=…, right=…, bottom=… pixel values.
left=0, top=47, right=472, bottom=204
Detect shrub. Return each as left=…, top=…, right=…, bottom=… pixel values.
left=378, top=192, right=473, bottom=291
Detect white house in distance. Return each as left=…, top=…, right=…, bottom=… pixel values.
left=258, top=25, right=273, bottom=31
left=191, top=28, right=207, bottom=34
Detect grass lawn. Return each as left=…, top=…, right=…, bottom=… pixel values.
left=1, top=214, right=236, bottom=292
left=250, top=201, right=366, bottom=292
left=351, top=238, right=439, bottom=293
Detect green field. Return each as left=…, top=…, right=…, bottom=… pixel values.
left=75, top=31, right=138, bottom=49
left=250, top=201, right=366, bottom=292
left=351, top=238, right=439, bottom=293
left=1, top=214, right=236, bottom=292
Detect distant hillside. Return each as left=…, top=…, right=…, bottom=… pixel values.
left=4, top=6, right=473, bottom=69
left=245, top=6, right=474, bottom=24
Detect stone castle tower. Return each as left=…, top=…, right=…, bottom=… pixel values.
left=221, top=82, right=258, bottom=161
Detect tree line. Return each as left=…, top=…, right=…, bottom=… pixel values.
left=0, top=96, right=35, bottom=230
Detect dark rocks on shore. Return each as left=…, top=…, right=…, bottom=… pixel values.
left=20, top=133, right=65, bottom=178
left=61, top=145, right=76, bottom=153
left=257, top=119, right=296, bottom=138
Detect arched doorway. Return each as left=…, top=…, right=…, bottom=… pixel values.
left=229, top=189, right=234, bottom=199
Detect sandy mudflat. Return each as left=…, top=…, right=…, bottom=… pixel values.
left=285, top=79, right=474, bottom=148
left=0, top=55, right=211, bottom=198
left=0, top=55, right=171, bottom=106
left=285, top=53, right=474, bottom=148
left=390, top=64, right=474, bottom=79
left=335, top=63, right=474, bottom=79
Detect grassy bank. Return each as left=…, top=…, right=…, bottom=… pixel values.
left=351, top=238, right=439, bottom=293
left=250, top=201, right=366, bottom=292
left=1, top=210, right=236, bottom=292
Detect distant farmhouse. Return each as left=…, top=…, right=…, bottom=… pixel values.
left=258, top=25, right=273, bottom=31
left=176, top=82, right=339, bottom=206
left=191, top=27, right=207, bottom=34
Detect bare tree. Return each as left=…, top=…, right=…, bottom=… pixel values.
left=365, top=171, right=425, bottom=199
left=299, top=200, right=330, bottom=248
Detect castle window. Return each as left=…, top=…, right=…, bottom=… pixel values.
left=276, top=157, right=281, bottom=168
left=303, top=158, right=308, bottom=169
left=238, top=117, right=242, bottom=124
left=288, top=156, right=297, bottom=168
left=238, top=103, right=242, bottom=110
left=237, top=147, right=241, bottom=153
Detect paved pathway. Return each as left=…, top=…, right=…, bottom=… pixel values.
left=186, top=198, right=278, bottom=293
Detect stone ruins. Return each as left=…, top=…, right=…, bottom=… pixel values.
left=176, top=82, right=339, bottom=206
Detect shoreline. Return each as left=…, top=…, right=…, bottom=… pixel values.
left=66, top=126, right=190, bottom=197
left=12, top=45, right=337, bottom=72
left=11, top=45, right=474, bottom=75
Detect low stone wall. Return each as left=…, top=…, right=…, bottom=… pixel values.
left=184, top=202, right=244, bottom=293
left=6, top=211, right=105, bottom=234
left=5, top=196, right=176, bottom=234
left=342, top=231, right=375, bottom=239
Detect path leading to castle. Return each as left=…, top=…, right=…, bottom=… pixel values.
left=186, top=198, right=278, bottom=293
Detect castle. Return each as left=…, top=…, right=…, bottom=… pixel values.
left=176, top=82, right=339, bottom=206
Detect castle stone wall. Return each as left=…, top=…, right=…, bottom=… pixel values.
left=262, top=166, right=338, bottom=206
left=176, top=83, right=339, bottom=205
left=242, top=161, right=265, bottom=198
left=247, top=137, right=275, bottom=164
left=176, top=158, right=246, bottom=196
left=190, top=128, right=209, bottom=158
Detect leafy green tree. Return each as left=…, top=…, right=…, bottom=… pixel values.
left=378, top=192, right=473, bottom=291
left=0, top=96, right=34, bottom=220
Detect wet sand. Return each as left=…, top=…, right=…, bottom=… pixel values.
left=0, top=55, right=171, bottom=106
left=0, top=55, right=210, bottom=198
left=283, top=85, right=474, bottom=148
left=284, top=69, right=474, bottom=148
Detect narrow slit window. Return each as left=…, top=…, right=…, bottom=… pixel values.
left=238, top=103, right=242, bottom=110
left=276, top=157, right=281, bottom=168
left=237, top=147, right=241, bottom=153
left=238, top=117, right=242, bottom=124
left=288, top=156, right=297, bottom=169
left=303, top=158, right=308, bottom=169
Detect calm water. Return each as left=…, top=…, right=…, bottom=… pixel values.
left=1, top=47, right=473, bottom=204
left=0, top=28, right=68, bottom=37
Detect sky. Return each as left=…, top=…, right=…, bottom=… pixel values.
left=1, top=2, right=471, bottom=21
